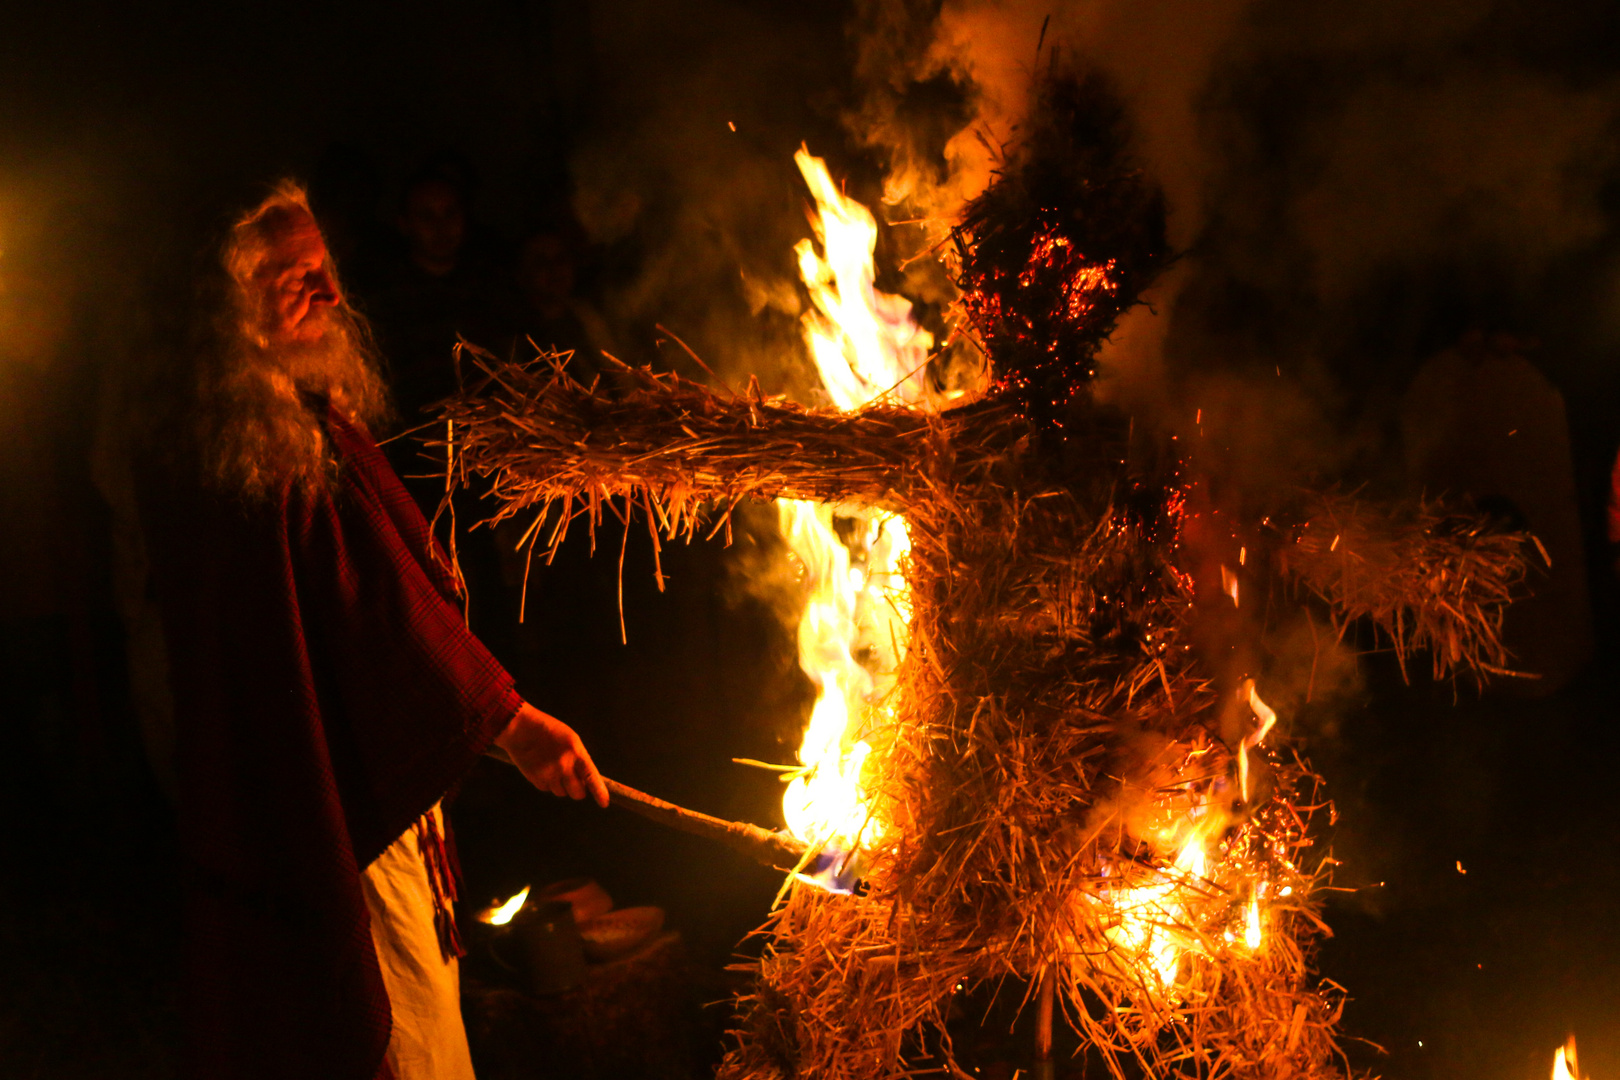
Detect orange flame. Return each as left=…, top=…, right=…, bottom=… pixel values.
left=793, top=146, right=934, bottom=411
left=479, top=885, right=530, bottom=926
left=1237, top=678, right=1278, bottom=804
left=1103, top=825, right=1215, bottom=985
left=1555, top=1037, right=1585, bottom=1080
left=1098, top=684, right=1282, bottom=984
left=775, top=149, right=929, bottom=860
left=1245, top=888, right=1264, bottom=951
left=781, top=149, right=1281, bottom=983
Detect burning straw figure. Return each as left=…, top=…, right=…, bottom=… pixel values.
left=439, top=72, right=1530, bottom=1080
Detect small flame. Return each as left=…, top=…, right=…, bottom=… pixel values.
left=1245, top=889, right=1264, bottom=951
left=1237, top=679, right=1278, bottom=803
left=1221, top=564, right=1240, bottom=607
left=480, top=885, right=530, bottom=926
left=1103, top=816, right=1218, bottom=986
left=1554, top=1036, right=1584, bottom=1080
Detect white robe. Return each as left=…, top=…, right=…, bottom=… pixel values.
left=361, top=804, right=478, bottom=1080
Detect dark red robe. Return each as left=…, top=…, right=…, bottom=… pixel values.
left=141, top=394, right=521, bottom=1080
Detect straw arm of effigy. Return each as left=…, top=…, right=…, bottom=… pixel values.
left=435, top=353, right=1047, bottom=547
left=1270, top=491, right=1536, bottom=681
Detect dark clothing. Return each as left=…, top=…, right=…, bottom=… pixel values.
left=503, top=304, right=608, bottom=385
left=141, top=396, right=521, bottom=1080
left=367, top=258, right=503, bottom=427
left=1609, top=445, right=1620, bottom=548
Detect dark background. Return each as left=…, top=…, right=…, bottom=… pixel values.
left=2, top=2, right=1619, bottom=1078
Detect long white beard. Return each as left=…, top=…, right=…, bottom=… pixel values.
left=202, top=306, right=390, bottom=498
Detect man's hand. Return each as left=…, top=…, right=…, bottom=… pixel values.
left=495, top=702, right=609, bottom=808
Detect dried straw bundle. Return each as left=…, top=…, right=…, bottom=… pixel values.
left=1272, top=493, right=1532, bottom=682
left=437, top=348, right=1048, bottom=581
left=726, top=485, right=1344, bottom=1080
left=440, top=351, right=1531, bottom=1079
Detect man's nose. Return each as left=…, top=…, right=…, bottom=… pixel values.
left=307, top=269, right=340, bottom=308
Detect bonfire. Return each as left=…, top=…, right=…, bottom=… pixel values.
left=436, top=69, right=1530, bottom=1080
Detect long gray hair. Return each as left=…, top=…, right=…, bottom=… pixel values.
left=193, top=180, right=390, bottom=500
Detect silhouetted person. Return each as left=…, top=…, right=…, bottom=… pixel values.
left=370, top=161, right=503, bottom=443
left=505, top=222, right=614, bottom=384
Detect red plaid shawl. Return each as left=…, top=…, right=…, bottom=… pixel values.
left=143, top=395, right=521, bottom=1080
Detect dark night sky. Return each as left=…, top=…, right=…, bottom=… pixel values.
left=3, top=2, right=1620, bottom=1078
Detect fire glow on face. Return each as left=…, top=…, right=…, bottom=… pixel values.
left=773, top=149, right=930, bottom=885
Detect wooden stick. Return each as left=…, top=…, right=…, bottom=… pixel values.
left=602, top=777, right=809, bottom=870
left=486, top=745, right=807, bottom=869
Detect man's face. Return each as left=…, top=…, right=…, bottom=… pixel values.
left=520, top=233, right=576, bottom=312
left=401, top=179, right=465, bottom=270
left=252, top=209, right=341, bottom=346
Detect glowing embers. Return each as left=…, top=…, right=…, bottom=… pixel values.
left=958, top=217, right=1123, bottom=375
left=1016, top=226, right=1119, bottom=334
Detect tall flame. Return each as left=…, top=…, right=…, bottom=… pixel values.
left=776, top=149, right=929, bottom=865
left=793, top=145, right=934, bottom=411
left=779, top=148, right=1281, bottom=989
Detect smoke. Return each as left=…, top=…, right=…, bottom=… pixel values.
left=827, top=0, right=1620, bottom=488
left=809, top=0, right=1620, bottom=911
left=554, top=0, right=862, bottom=396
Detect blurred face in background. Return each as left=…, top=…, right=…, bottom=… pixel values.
left=400, top=178, right=465, bottom=276
left=519, top=232, right=576, bottom=319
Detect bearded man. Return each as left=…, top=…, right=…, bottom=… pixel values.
left=135, top=182, right=605, bottom=1080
